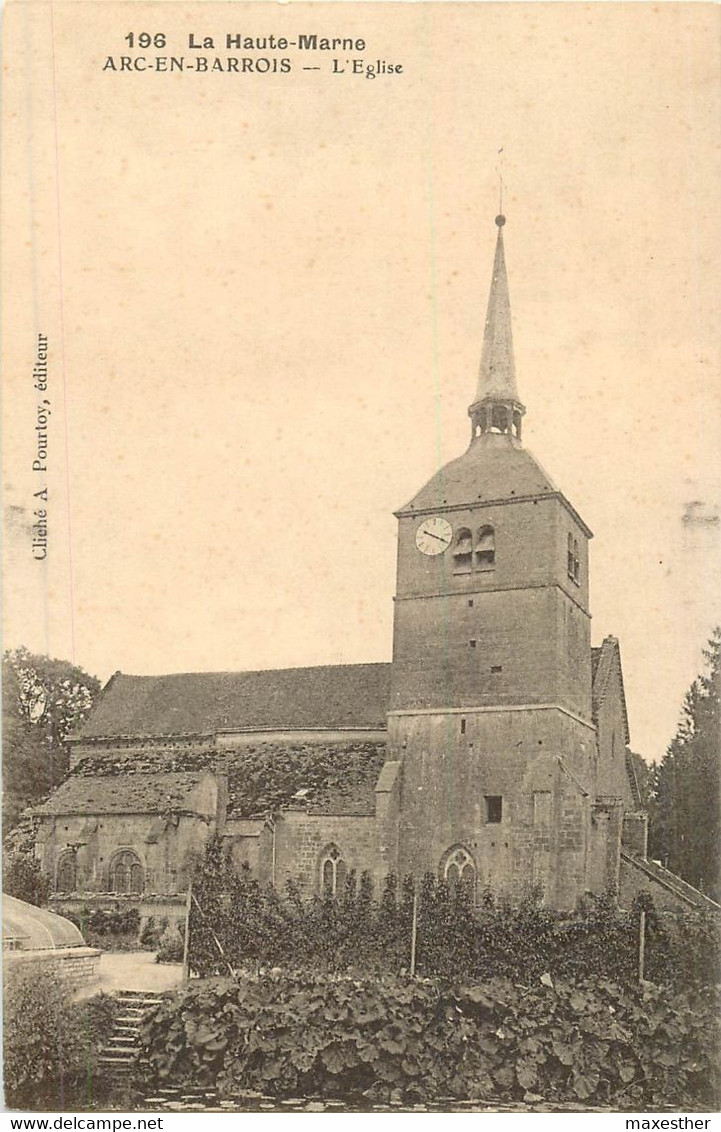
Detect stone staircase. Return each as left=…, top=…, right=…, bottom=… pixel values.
left=98, top=990, right=164, bottom=1079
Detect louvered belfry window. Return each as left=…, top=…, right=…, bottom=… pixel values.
left=475, top=525, right=495, bottom=570
left=452, top=527, right=473, bottom=574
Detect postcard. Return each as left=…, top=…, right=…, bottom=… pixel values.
left=2, top=1, right=719, bottom=1117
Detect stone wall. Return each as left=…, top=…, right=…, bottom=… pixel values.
left=37, top=809, right=215, bottom=895
left=619, top=852, right=720, bottom=913
left=392, top=496, right=592, bottom=722
left=273, top=813, right=379, bottom=897
left=594, top=656, right=635, bottom=807
left=388, top=706, right=595, bottom=907
left=4, top=946, right=101, bottom=995
left=622, top=812, right=648, bottom=858
left=49, top=892, right=187, bottom=931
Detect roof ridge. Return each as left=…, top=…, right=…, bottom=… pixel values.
left=114, top=661, right=391, bottom=681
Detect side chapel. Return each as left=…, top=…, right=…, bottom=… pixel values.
left=34, top=215, right=704, bottom=914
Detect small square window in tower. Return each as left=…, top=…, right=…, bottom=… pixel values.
left=485, top=795, right=502, bottom=823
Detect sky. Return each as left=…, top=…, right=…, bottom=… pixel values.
left=3, top=1, right=720, bottom=764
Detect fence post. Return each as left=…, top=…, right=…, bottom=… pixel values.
left=182, top=878, right=193, bottom=982
left=638, top=907, right=646, bottom=983
left=409, top=886, right=418, bottom=977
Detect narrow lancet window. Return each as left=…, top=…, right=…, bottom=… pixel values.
left=319, top=844, right=347, bottom=897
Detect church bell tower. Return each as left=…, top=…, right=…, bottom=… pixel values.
left=389, top=214, right=597, bottom=908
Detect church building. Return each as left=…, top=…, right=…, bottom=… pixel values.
left=36, top=215, right=702, bottom=915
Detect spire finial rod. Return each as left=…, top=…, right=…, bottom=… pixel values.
left=497, top=146, right=504, bottom=215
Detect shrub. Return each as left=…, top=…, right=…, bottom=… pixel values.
left=187, top=842, right=721, bottom=990
left=156, top=923, right=184, bottom=964
left=140, top=916, right=167, bottom=950
left=3, top=852, right=49, bottom=907
left=65, top=905, right=143, bottom=952
left=3, top=965, right=118, bottom=1108
left=138, top=969, right=720, bottom=1109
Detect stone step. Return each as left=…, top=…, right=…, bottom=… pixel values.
left=116, top=997, right=161, bottom=1006
left=116, top=992, right=164, bottom=1003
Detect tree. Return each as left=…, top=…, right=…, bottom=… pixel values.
left=648, top=628, right=721, bottom=899
left=2, top=648, right=101, bottom=829
left=628, top=748, right=654, bottom=809
left=2, top=851, right=49, bottom=906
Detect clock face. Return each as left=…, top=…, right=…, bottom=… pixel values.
left=415, top=516, right=453, bottom=556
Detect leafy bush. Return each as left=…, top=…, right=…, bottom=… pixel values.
left=188, top=839, right=720, bottom=989
left=156, top=923, right=184, bottom=964
left=138, top=969, right=720, bottom=1109
left=140, top=916, right=167, bottom=950
left=3, top=851, right=49, bottom=907
left=3, top=964, right=118, bottom=1108
left=86, top=907, right=141, bottom=935
left=64, top=905, right=143, bottom=951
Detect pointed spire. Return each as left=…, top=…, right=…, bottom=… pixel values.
left=476, top=215, right=519, bottom=402
left=468, top=214, right=525, bottom=444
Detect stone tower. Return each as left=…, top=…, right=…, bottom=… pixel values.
left=389, top=215, right=597, bottom=908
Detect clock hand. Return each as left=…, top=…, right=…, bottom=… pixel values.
left=425, top=530, right=449, bottom=542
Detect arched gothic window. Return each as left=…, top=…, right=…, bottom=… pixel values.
left=441, top=845, right=477, bottom=902
left=452, top=527, right=473, bottom=574
left=319, top=844, right=347, bottom=897
left=109, top=849, right=144, bottom=894
left=475, top=526, right=495, bottom=570
left=56, top=850, right=77, bottom=893
left=567, top=533, right=575, bottom=580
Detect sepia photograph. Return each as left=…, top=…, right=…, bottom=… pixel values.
left=2, top=0, right=720, bottom=1118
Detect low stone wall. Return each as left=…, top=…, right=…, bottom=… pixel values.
left=49, top=892, right=186, bottom=930
left=4, top=946, right=101, bottom=994
left=619, top=851, right=720, bottom=913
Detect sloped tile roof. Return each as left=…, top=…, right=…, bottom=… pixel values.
left=591, top=646, right=602, bottom=684
left=225, top=742, right=388, bottom=818
left=304, top=777, right=378, bottom=817
left=591, top=636, right=630, bottom=744
left=399, top=434, right=557, bottom=513
left=33, top=771, right=208, bottom=816
left=66, top=741, right=389, bottom=820
left=76, top=663, right=391, bottom=740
